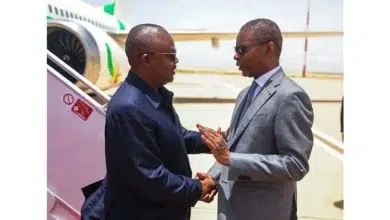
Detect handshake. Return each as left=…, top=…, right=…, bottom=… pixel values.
left=196, top=172, right=217, bottom=203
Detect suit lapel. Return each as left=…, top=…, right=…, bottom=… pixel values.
left=228, top=69, right=286, bottom=149
left=229, top=87, right=249, bottom=136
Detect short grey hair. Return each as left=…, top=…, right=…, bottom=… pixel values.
left=240, top=18, right=283, bottom=58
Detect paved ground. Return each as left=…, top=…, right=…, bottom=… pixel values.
left=102, top=72, right=344, bottom=220
left=166, top=72, right=344, bottom=142
left=187, top=149, right=343, bottom=220
left=105, top=72, right=344, bottom=102
left=170, top=73, right=344, bottom=220
left=105, top=72, right=344, bottom=142
left=166, top=72, right=343, bottom=101
left=175, top=103, right=344, bottom=220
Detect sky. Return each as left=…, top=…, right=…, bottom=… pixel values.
left=83, top=0, right=343, bottom=31
left=82, top=0, right=343, bottom=73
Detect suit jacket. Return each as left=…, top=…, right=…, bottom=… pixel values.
left=103, top=73, right=209, bottom=220
left=208, top=68, right=314, bottom=220
left=80, top=176, right=106, bottom=220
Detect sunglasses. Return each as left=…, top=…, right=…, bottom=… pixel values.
left=234, top=42, right=270, bottom=56
left=145, top=52, right=176, bottom=62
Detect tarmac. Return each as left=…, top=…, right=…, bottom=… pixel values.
left=169, top=71, right=344, bottom=220
left=175, top=102, right=343, bottom=220
left=166, top=71, right=344, bottom=142
left=103, top=71, right=344, bottom=220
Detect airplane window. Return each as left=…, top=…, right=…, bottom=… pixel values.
left=60, top=9, right=64, bottom=17
left=65, top=11, right=69, bottom=18
left=48, top=5, right=52, bottom=13
left=54, top=7, right=58, bottom=15
left=70, top=12, right=74, bottom=18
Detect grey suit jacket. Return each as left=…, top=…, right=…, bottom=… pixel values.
left=208, top=68, right=314, bottom=220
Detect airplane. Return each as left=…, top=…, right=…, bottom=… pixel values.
left=46, top=0, right=343, bottom=92
left=46, top=0, right=239, bottom=91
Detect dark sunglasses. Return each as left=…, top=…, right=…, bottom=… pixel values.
left=145, top=52, right=176, bottom=61
left=234, top=42, right=270, bottom=56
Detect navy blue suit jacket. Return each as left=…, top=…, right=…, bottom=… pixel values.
left=101, top=73, right=209, bottom=220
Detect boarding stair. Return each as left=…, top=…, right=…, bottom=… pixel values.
left=47, top=50, right=109, bottom=219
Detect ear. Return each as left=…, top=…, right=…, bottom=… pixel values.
left=140, top=54, right=151, bottom=66
left=265, top=41, right=276, bottom=55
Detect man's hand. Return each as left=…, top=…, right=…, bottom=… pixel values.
left=196, top=172, right=217, bottom=203
left=221, top=127, right=229, bottom=141
left=196, top=123, right=230, bottom=166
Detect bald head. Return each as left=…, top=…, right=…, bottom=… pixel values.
left=240, top=18, right=283, bottom=58
left=125, top=23, right=170, bottom=67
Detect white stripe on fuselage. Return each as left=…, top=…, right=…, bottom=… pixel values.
left=46, top=0, right=123, bottom=31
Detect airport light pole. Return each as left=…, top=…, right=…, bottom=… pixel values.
left=302, top=0, right=311, bottom=78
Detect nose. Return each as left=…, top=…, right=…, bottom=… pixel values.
left=234, top=53, right=239, bottom=61
left=175, top=56, right=179, bottom=64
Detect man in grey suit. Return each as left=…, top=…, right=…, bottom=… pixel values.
left=196, top=18, right=314, bottom=220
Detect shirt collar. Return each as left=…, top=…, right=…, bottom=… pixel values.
left=254, top=65, right=281, bottom=88
left=126, top=72, right=174, bottom=109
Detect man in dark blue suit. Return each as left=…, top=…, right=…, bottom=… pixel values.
left=100, top=23, right=216, bottom=220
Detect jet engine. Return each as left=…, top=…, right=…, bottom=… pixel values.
left=47, top=20, right=129, bottom=91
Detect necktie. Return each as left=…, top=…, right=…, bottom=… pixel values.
left=234, top=80, right=258, bottom=129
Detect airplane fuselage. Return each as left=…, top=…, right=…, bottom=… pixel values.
left=46, top=0, right=128, bottom=32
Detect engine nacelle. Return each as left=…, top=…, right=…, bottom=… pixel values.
left=47, top=20, right=129, bottom=91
